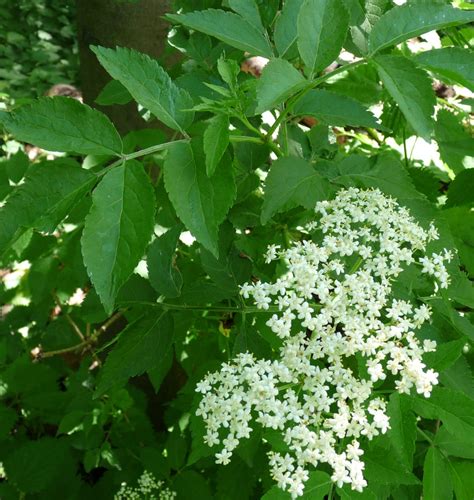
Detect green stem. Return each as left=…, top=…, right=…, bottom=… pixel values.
left=417, top=427, right=435, bottom=446
left=267, top=60, right=365, bottom=137
left=118, top=300, right=280, bottom=314
left=99, top=139, right=189, bottom=176
left=229, top=135, right=265, bottom=145
left=238, top=114, right=283, bottom=157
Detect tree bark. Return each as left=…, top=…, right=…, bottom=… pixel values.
left=76, top=0, right=173, bottom=134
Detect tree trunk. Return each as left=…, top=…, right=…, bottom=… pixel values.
left=76, top=0, right=173, bottom=134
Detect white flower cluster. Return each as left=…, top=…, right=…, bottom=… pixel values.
left=115, top=471, right=176, bottom=500
left=196, top=188, right=453, bottom=498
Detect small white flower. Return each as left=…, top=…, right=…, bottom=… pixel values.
left=196, top=188, right=448, bottom=497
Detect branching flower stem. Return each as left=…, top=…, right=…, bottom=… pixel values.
left=38, top=312, right=123, bottom=359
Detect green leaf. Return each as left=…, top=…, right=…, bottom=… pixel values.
left=297, top=0, right=349, bottom=76
left=256, top=59, right=306, bottom=113
left=4, top=438, right=74, bottom=493
left=261, top=156, right=331, bottom=224
left=82, top=160, right=155, bottom=313
left=440, top=357, right=474, bottom=400
left=450, top=460, right=474, bottom=500
left=96, top=312, right=173, bottom=396
left=429, top=297, right=474, bottom=341
left=163, top=140, right=236, bottom=257
left=293, top=89, right=383, bottom=129
left=174, top=470, right=212, bottom=500
left=424, top=339, right=465, bottom=372
left=0, top=160, right=96, bottom=254
left=415, top=47, right=474, bottom=92
left=412, top=387, right=474, bottom=442
left=262, top=471, right=331, bottom=499
left=447, top=170, right=474, bottom=208
left=147, top=225, right=183, bottom=298
left=347, top=0, right=390, bottom=55
left=423, top=447, right=453, bottom=500
left=4, top=149, right=28, bottom=183
left=229, top=0, right=264, bottom=32
left=166, top=9, right=273, bottom=58
left=368, top=4, right=474, bottom=55
left=445, top=207, right=474, bottom=279
left=374, top=55, right=435, bottom=140
left=435, top=427, right=474, bottom=460
left=364, top=445, right=420, bottom=486
left=332, top=154, right=421, bottom=201
left=0, top=404, right=17, bottom=439
left=92, top=46, right=194, bottom=132
left=299, top=0, right=351, bottom=75
left=95, top=79, right=133, bottom=105
left=147, top=348, right=173, bottom=393
left=200, top=222, right=252, bottom=294
left=386, top=393, right=417, bottom=469
left=216, top=457, right=257, bottom=500
left=203, top=115, right=229, bottom=176
left=435, top=110, right=474, bottom=174
left=301, top=471, right=332, bottom=499
left=274, top=0, right=305, bottom=58
left=217, top=57, right=240, bottom=90
left=0, top=97, right=122, bottom=156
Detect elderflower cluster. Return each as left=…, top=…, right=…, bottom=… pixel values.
left=115, top=471, right=176, bottom=500
left=196, top=188, right=453, bottom=498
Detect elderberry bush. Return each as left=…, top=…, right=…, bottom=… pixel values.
left=0, top=1, right=473, bottom=498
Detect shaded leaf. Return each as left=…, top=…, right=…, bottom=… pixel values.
left=95, top=79, right=133, bottom=105
left=147, top=225, right=183, bottom=299
left=446, top=170, right=474, bottom=208
left=96, top=312, right=173, bottom=396
left=4, top=438, right=74, bottom=493
left=0, top=160, right=96, bottom=254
